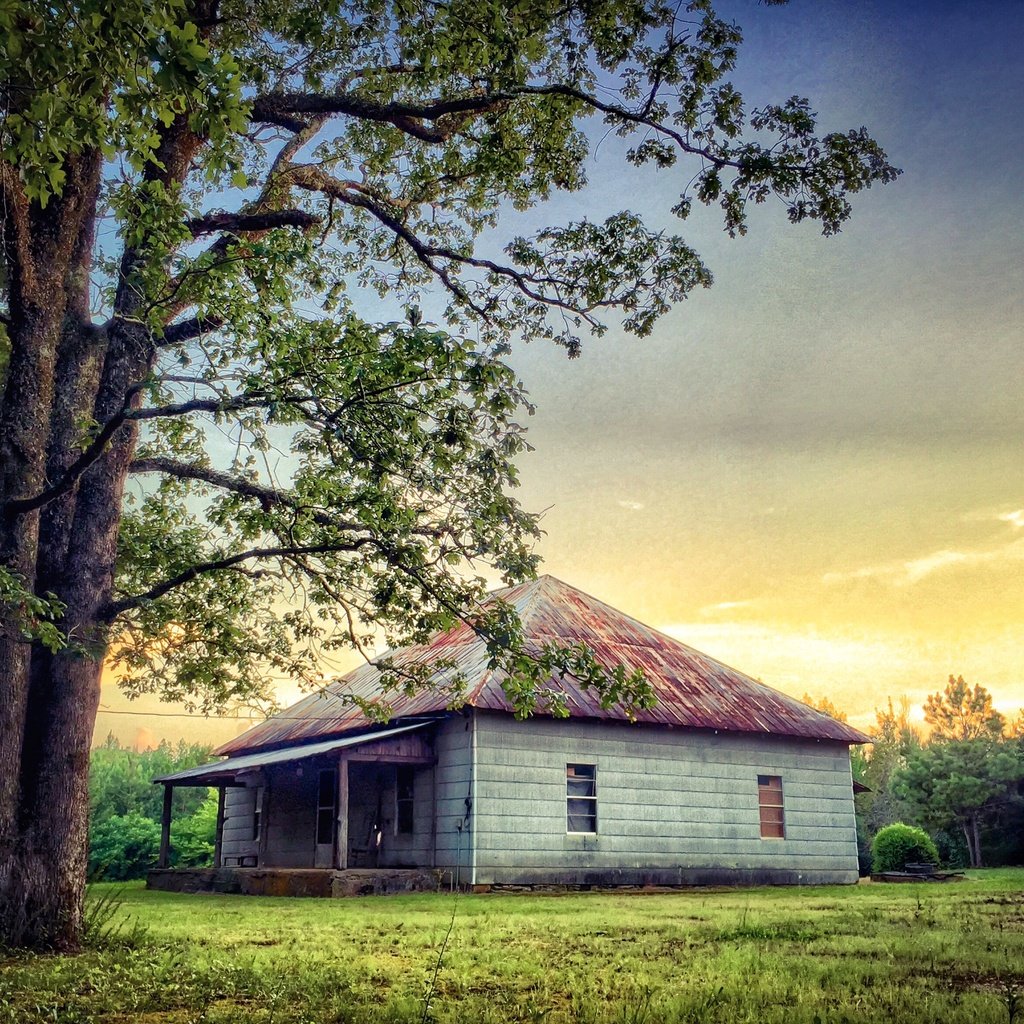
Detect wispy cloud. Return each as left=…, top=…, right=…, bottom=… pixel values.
left=616, top=499, right=645, bottom=511
left=997, top=509, right=1024, bottom=529
left=699, top=599, right=754, bottom=616
left=962, top=506, right=1024, bottom=529
left=823, top=537, right=1024, bottom=586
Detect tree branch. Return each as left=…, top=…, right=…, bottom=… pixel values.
left=251, top=90, right=503, bottom=143
left=129, top=457, right=366, bottom=532
left=2, top=392, right=311, bottom=519
left=287, top=165, right=490, bottom=317
left=251, top=84, right=739, bottom=168
left=185, top=209, right=320, bottom=237
left=105, top=539, right=377, bottom=618
left=160, top=314, right=225, bottom=347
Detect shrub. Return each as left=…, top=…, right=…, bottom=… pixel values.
left=88, top=812, right=161, bottom=880
left=870, top=822, right=939, bottom=873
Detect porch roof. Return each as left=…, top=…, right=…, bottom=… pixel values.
left=154, top=722, right=432, bottom=787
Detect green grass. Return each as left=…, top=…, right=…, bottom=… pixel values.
left=2, top=870, right=1023, bottom=1023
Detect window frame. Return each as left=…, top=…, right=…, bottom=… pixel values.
left=757, top=774, right=785, bottom=839
left=316, top=769, right=336, bottom=847
left=566, top=763, right=598, bottom=835
left=252, top=785, right=265, bottom=843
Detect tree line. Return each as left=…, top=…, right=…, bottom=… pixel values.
left=810, top=676, right=1024, bottom=870
left=88, top=736, right=216, bottom=880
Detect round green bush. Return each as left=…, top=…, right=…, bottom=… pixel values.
left=870, top=822, right=940, bottom=873
left=88, top=812, right=161, bottom=880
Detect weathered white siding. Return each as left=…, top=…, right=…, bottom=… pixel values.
left=470, top=711, right=859, bottom=885
left=221, top=784, right=260, bottom=866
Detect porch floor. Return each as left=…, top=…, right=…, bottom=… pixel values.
left=147, top=866, right=443, bottom=898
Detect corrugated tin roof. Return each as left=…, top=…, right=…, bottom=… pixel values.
left=157, top=723, right=431, bottom=785
left=216, top=576, right=869, bottom=755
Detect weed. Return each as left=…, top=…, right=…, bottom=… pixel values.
left=1000, top=977, right=1021, bottom=1024
left=81, top=885, right=149, bottom=949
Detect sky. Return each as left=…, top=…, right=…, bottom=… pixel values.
left=94, top=0, right=1024, bottom=748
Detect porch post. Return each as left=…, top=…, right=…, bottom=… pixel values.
left=257, top=782, right=270, bottom=866
left=213, top=786, right=226, bottom=868
left=158, top=784, right=173, bottom=868
left=336, top=755, right=349, bottom=870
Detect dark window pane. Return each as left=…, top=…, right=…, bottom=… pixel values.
left=566, top=764, right=597, bottom=833
left=318, top=770, right=335, bottom=806
left=397, top=801, right=414, bottom=835
left=317, top=808, right=334, bottom=845
left=567, top=797, right=596, bottom=815
left=567, top=812, right=596, bottom=833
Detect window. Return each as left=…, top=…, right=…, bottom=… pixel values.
left=396, top=766, right=415, bottom=835
left=757, top=775, right=785, bottom=838
left=252, top=786, right=265, bottom=842
left=316, top=770, right=336, bottom=846
left=566, top=763, right=597, bottom=834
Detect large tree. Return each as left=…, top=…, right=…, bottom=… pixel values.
left=893, top=738, right=1023, bottom=868
left=0, top=0, right=897, bottom=948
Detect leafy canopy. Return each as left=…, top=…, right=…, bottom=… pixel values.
left=0, top=0, right=899, bottom=716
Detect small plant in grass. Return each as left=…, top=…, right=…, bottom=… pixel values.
left=82, top=886, right=149, bottom=949
left=871, top=823, right=940, bottom=873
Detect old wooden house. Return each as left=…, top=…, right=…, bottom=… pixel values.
left=151, top=576, right=868, bottom=894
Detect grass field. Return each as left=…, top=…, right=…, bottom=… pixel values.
left=1, top=870, right=1023, bottom=1023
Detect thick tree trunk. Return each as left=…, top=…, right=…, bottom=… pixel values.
left=2, top=313, right=153, bottom=948
left=0, top=150, right=110, bottom=948
left=0, top=77, right=198, bottom=947
left=971, top=816, right=983, bottom=868
left=0, top=289, right=69, bottom=936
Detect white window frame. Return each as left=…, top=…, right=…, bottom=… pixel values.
left=566, top=763, right=598, bottom=835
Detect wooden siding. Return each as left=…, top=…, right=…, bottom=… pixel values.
left=221, top=785, right=260, bottom=866
left=470, top=712, right=858, bottom=885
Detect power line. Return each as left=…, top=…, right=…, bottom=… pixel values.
left=96, top=708, right=265, bottom=720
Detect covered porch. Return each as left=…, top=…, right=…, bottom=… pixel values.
left=149, top=723, right=442, bottom=883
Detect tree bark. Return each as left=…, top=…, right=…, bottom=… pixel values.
left=0, top=130, right=161, bottom=945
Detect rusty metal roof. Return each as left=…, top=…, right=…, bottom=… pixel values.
left=216, top=575, right=868, bottom=755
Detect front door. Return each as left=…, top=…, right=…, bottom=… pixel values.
left=314, top=768, right=336, bottom=868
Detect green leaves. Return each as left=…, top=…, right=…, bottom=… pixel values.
left=0, top=567, right=66, bottom=653
left=0, top=0, right=246, bottom=206
left=2, top=0, right=899, bottom=720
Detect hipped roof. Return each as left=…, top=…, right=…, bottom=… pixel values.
left=217, top=575, right=868, bottom=756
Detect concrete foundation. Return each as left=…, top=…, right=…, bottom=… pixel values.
left=147, top=866, right=443, bottom=898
